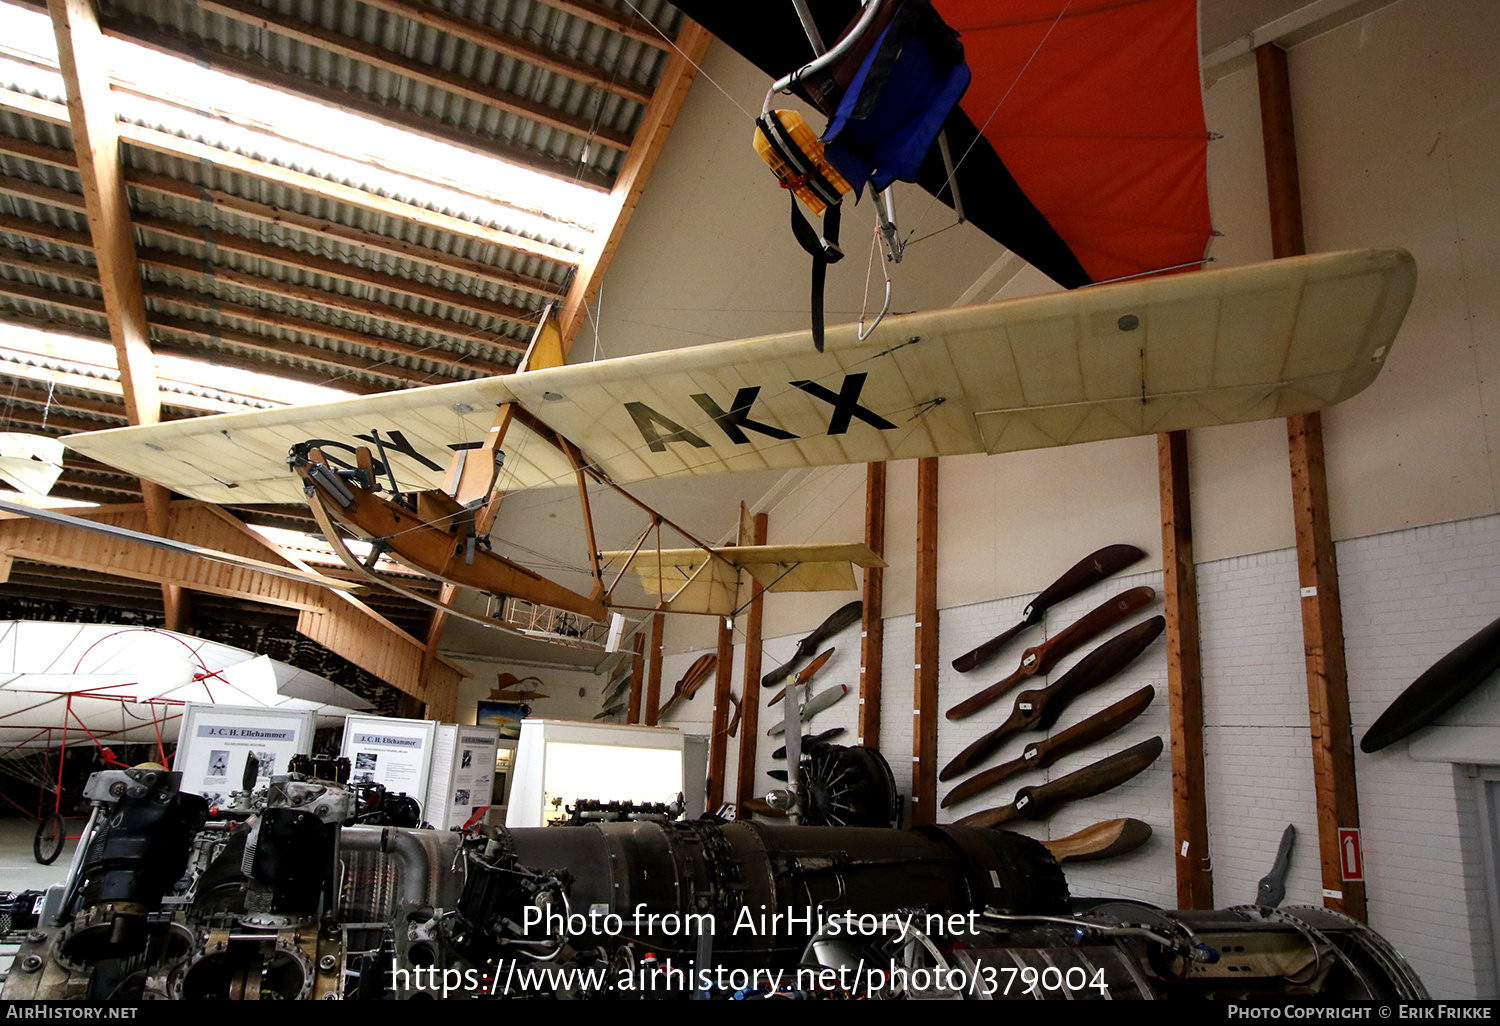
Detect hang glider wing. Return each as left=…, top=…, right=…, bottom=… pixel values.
left=65, top=249, right=1415, bottom=503
left=672, top=0, right=1211, bottom=287
left=0, top=433, right=66, bottom=496
left=601, top=543, right=886, bottom=615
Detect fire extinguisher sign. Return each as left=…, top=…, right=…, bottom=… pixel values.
left=1338, top=827, right=1364, bottom=882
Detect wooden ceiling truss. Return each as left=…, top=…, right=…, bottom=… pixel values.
left=0, top=0, right=707, bottom=698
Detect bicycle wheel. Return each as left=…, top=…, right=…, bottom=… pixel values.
left=33, top=812, right=65, bottom=865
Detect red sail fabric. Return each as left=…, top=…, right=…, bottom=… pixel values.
left=934, top=0, right=1212, bottom=283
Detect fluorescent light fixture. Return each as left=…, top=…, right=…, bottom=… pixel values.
left=0, top=5, right=602, bottom=249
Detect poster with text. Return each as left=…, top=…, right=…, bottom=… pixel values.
left=173, top=704, right=314, bottom=805
left=341, top=715, right=436, bottom=812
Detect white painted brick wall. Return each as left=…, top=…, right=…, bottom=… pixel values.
left=932, top=569, right=1176, bottom=906
left=670, top=516, right=1500, bottom=998
left=1340, top=514, right=1500, bottom=998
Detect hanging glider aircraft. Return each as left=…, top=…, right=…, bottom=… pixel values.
left=56, top=247, right=1417, bottom=633
left=679, top=0, right=1214, bottom=295
left=39, top=0, right=1417, bottom=635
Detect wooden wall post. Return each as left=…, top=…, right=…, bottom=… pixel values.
left=735, top=512, right=768, bottom=809
left=860, top=463, right=886, bottom=747
left=1258, top=41, right=1366, bottom=920
left=706, top=612, right=735, bottom=810
left=627, top=630, right=646, bottom=724
left=1159, top=431, right=1213, bottom=907
left=644, top=612, right=664, bottom=726
left=912, top=457, right=939, bottom=824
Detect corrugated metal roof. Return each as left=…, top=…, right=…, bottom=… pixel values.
left=0, top=0, right=696, bottom=636
left=99, top=0, right=681, bottom=187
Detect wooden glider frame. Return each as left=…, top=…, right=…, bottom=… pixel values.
left=295, top=429, right=881, bottom=631
left=290, top=307, right=883, bottom=634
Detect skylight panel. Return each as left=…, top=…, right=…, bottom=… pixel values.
left=0, top=323, right=355, bottom=414
left=249, top=524, right=406, bottom=573
left=0, top=4, right=604, bottom=248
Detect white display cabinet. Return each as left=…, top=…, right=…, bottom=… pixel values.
left=505, top=720, right=706, bottom=828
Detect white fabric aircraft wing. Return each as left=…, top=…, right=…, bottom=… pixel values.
left=64, top=249, right=1416, bottom=504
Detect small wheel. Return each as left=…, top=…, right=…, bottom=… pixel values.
left=34, top=812, right=65, bottom=865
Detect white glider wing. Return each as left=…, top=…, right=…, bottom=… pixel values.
left=65, top=249, right=1416, bottom=502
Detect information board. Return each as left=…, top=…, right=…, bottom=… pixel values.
left=426, top=723, right=500, bottom=830
left=173, top=704, right=315, bottom=805
left=340, top=714, right=436, bottom=815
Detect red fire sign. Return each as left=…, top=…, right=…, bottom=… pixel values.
left=1338, top=827, right=1364, bottom=882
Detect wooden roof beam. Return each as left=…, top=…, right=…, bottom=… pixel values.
left=0, top=251, right=512, bottom=378
left=54, top=468, right=141, bottom=499
left=47, top=0, right=186, bottom=630
left=0, top=500, right=467, bottom=700
left=0, top=196, right=533, bottom=352
left=0, top=135, right=569, bottom=300
left=0, top=300, right=437, bottom=395
left=355, top=0, right=654, bottom=107
left=132, top=216, right=540, bottom=328
left=146, top=317, right=445, bottom=393
left=0, top=378, right=163, bottom=422
left=136, top=249, right=528, bottom=354
left=3, top=0, right=628, bottom=169
left=0, top=179, right=549, bottom=326
left=46, top=0, right=156, bottom=430
left=0, top=87, right=584, bottom=268
left=536, top=0, right=675, bottom=52
left=0, top=399, right=119, bottom=435
left=188, top=0, right=631, bottom=151
left=142, top=284, right=513, bottom=373
left=107, top=23, right=615, bottom=191
left=559, top=19, right=711, bottom=350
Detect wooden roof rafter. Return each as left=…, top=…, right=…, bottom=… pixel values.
left=182, top=0, right=635, bottom=151
left=0, top=247, right=527, bottom=373
left=0, top=253, right=516, bottom=380
left=0, top=294, right=448, bottom=395
left=82, top=21, right=616, bottom=192
left=535, top=0, right=677, bottom=52
left=0, top=135, right=570, bottom=301
left=44, top=0, right=188, bottom=629
left=0, top=87, right=584, bottom=268
left=353, top=0, right=657, bottom=107
left=0, top=183, right=548, bottom=327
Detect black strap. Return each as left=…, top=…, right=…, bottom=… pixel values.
left=757, top=112, right=844, bottom=209
left=787, top=196, right=843, bottom=352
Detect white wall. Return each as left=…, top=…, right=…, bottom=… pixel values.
left=504, top=0, right=1500, bottom=999
left=639, top=0, right=1500, bottom=999
left=705, top=512, right=1500, bottom=997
